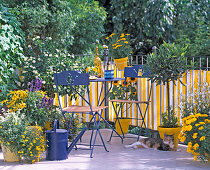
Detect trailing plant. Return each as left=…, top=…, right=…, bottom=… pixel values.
left=0, top=112, right=45, bottom=164
left=146, top=41, right=191, bottom=126
left=179, top=113, right=210, bottom=162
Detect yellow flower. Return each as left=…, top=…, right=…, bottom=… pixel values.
left=180, top=136, right=186, bottom=142
left=199, top=122, right=205, bottom=125
left=194, top=156, right=197, bottom=161
left=125, top=34, right=130, bottom=36
left=113, top=80, right=120, bottom=86
left=188, top=142, right=192, bottom=147
left=86, top=67, right=90, bottom=72
left=124, top=41, right=128, bottom=44
left=120, top=33, right=125, bottom=37
left=200, top=136, right=205, bottom=141
left=186, top=125, right=192, bottom=131
left=192, top=133, right=198, bottom=139
left=200, top=114, right=208, bottom=117
left=198, top=126, right=204, bottom=130
left=93, top=67, right=98, bottom=72
left=187, top=147, right=191, bottom=153
left=0, top=126, right=2, bottom=128
left=7, top=142, right=10, bottom=145
left=32, top=160, right=36, bottom=164
left=193, top=143, right=199, bottom=150
left=195, top=124, right=200, bottom=126
left=204, top=119, right=210, bottom=123
left=128, top=77, right=137, bottom=83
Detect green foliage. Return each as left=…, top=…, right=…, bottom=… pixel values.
left=3, top=0, right=106, bottom=54
left=175, top=23, right=210, bottom=56
left=146, top=41, right=189, bottom=85
left=103, top=0, right=209, bottom=55
left=0, top=6, right=25, bottom=102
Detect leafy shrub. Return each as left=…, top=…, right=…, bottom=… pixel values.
left=0, top=6, right=25, bottom=103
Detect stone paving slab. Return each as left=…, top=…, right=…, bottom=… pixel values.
left=0, top=129, right=209, bottom=170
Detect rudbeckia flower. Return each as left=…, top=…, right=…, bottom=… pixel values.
left=128, top=77, right=137, bottom=83
left=113, top=80, right=119, bottom=86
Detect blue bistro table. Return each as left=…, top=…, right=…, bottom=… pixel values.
left=90, top=77, right=125, bottom=142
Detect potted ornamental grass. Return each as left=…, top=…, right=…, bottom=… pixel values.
left=146, top=41, right=191, bottom=149
left=105, top=33, right=132, bottom=71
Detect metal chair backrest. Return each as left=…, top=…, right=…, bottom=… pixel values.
left=54, top=70, right=90, bottom=86
left=124, top=65, right=150, bottom=78
left=54, top=71, right=92, bottom=113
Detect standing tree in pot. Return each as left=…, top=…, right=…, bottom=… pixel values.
left=146, top=41, right=191, bottom=149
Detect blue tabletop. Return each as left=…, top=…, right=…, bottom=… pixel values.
left=90, top=77, right=124, bottom=82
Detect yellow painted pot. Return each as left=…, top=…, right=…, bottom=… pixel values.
left=1, top=144, right=20, bottom=162
left=114, top=118, right=131, bottom=135
left=157, top=126, right=182, bottom=149
left=114, top=57, right=128, bottom=71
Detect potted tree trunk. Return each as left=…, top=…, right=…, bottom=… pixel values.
left=146, top=41, right=191, bottom=150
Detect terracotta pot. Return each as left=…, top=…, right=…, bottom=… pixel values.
left=157, top=126, right=182, bottom=149
left=1, top=144, right=20, bottom=162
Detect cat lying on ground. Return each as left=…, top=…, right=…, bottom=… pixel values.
left=125, top=134, right=176, bottom=151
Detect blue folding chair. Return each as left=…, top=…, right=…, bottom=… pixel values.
left=108, top=65, right=152, bottom=142
left=54, top=71, right=108, bottom=158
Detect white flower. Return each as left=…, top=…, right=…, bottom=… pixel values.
left=38, top=58, right=40, bottom=61
left=32, top=60, right=36, bottom=63
left=48, top=37, right=52, bottom=40
left=28, top=45, right=31, bottom=48
left=36, top=36, right=40, bottom=39
left=49, top=54, right=52, bottom=57
left=42, top=81, right=46, bottom=84
left=30, top=65, right=33, bottom=68
left=32, top=38, right=35, bottom=41
left=55, top=55, right=58, bottom=58
left=33, top=70, right=38, bottom=74
left=52, top=77, right=54, bottom=80
left=53, top=85, right=56, bottom=88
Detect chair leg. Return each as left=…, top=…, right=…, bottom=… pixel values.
left=89, top=114, right=97, bottom=148
left=108, top=102, right=124, bottom=143
left=90, top=115, right=98, bottom=158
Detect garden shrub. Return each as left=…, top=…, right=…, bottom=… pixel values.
left=0, top=6, right=25, bottom=103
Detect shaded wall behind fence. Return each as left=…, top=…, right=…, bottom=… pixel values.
left=55, top=57, right=210, bottom=130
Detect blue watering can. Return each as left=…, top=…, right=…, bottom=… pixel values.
left=46, top=119, right=87, bottom=161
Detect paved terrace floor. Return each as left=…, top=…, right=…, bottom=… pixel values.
left=0, top=129, right=209, bottom=170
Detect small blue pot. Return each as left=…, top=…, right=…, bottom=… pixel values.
left=104, top=70, right=114, bottom=79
